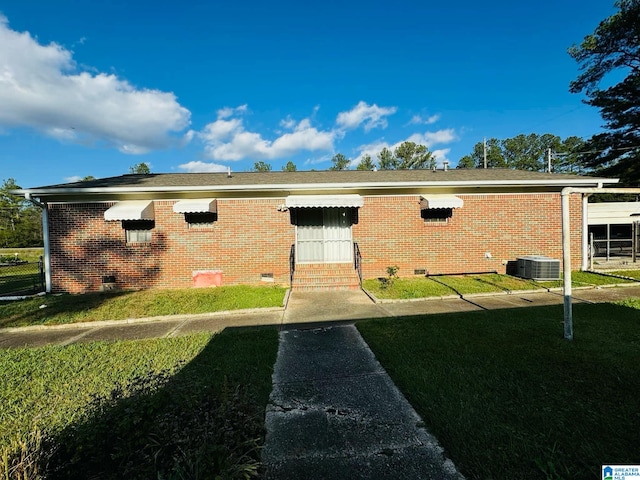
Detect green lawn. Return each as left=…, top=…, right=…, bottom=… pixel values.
left=0, top=327, right=278, bottom=479
left=0, top=285, right=286, bottom=328
left=0, top=248, right=44, bottom=263
left=363, top=272, right=636, bottom=299
left=357, top=303, right=640, bottom=480
left=609, top=269, right=640, bottom=280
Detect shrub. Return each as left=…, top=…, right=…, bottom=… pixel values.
left=379, top=265, right=399, bottom=289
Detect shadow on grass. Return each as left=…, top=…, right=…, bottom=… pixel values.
left=42, top=327, right=278, bottom=480
left=357, top=302, right=640, bottom=480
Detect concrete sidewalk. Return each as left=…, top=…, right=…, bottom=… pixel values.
left=0, top=308, right=284, bottom=349
left=2, top=284, right=640, bottom=348
left=261, top=325, right=464, bottom=480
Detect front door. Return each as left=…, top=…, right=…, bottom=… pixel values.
left=296, top=208, right=352, bottom=263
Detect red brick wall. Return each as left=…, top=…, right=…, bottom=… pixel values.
left=48, top=199, right=294, bottom=293
left=353, top=193, right=582, bottom=278
left=47, top=193, right=582, bottom=293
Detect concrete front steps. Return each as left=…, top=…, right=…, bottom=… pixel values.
left=292, top=263, right=361, bottom=291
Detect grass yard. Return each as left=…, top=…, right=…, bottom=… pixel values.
left=0, top=327, right=278, bottom=479
left=357, top=303, right=640, bottom=480
left=0, top=248, right=44, bottom=263
left=363, top=272, right=636, bottom=299
left=609, top=269, right=640, bottom=280
left=0, top=284, right=286, bottom=328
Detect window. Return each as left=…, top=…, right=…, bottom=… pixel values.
left=185, top=212, right=217, bottom=228
left=421, top=208, right=453, bottom=223
left=123, top=220, right=154, bottom=243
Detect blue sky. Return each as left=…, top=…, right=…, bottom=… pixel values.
left=0, top=0, right=616, bottom=188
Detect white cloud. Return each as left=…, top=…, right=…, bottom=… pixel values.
left=336, top=101, right=397, bottom=132
left=178, top=161, right=229, bottom=173
left=414, top=128, right=457, bottom=147
left=64, top=175, right=82, bottom=183
left=409, top=114, right=440, bottom=125
left=199, top=108, right=335, bottom=161
left=279, top=115, right=296, bottom=130
left=432, top=148, right=452, bottom=166
left=217, top=104, right=247, bottom=119
left=0, top=15, right=190, bottom=153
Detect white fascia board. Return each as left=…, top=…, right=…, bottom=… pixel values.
left=14, top=177, right=620, bottom=197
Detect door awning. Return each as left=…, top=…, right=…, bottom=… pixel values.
left=172, top=199, right=217, bottom=213
left=420, top=195, right=464, bottom=209
left=104, top=200, right=155, bottom=221
left=285, top=194, right=364, bottom=208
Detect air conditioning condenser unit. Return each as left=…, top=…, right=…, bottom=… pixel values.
left=516, top=256, right=561, bottom=281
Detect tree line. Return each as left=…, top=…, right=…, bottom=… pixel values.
left=0, top=178, right=43, bottom=248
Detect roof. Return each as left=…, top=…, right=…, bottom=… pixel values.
left=588, top=201, right=640, bottom=224
left=17, top=169, right=619, bottom=202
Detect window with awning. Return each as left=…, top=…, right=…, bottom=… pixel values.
left=104, top=201, right=155, bottom=243
left=420, top=195, right=462, bottom=224
left=173, top=199, right=218, bottom=226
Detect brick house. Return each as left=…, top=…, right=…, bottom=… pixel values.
left=19, top=169, right=617, bottom=293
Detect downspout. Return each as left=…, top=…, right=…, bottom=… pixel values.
left=24, top=193, right=51, bottom=293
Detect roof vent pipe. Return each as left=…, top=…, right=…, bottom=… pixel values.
left=227, top=166, right=232, bottom=178
left=443, top=161, right=449, bottom=171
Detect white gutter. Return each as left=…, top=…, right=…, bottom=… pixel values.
left=561, top=187, right=640, bottom=341
left=24, top=193, right=51, bottom=293
left=16, top=178, right=619, bottom=197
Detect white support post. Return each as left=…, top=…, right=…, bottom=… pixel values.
left=581, top=194, right=589, bottom=271
left=41, top=204, right=51, bottom=293
left=561, top=189, right=573, bottom=340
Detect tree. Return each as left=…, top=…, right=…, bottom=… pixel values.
left=457, top=134, right=585, bottom=172
left=377, top=142, right=436, bottom=170
left=502, top=134, right=558, bottom=171
left=569, top=0, right=640, bottom=184
left=251, top=161, right=272, bottom=172
left=356, top=154, right=376, bottom=171
left=393, top=141, right=435, bottom=169
left=0, top=178, right=42, bottom=248
left=553, top=136, right=588, bottom=173
left=129, top=162, right=151, bottom=174
left=329, top=153, right=350, bottom=171
left=282, top=161, right=297, bottom=172
left=457, top=138, right=506, bottom=169
left=81, top=175, right=96, bottom=182
left=377, top=147, right=395, bottom=170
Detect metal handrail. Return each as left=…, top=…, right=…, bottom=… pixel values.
left=354, top=242, right=362, bottom=285
left=289, top=244, right=295, bottom=287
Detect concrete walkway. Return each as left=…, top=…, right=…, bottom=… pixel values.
left=261, top=324, right=464, bottom=479
left=3, top=284, right=640, bottom=348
